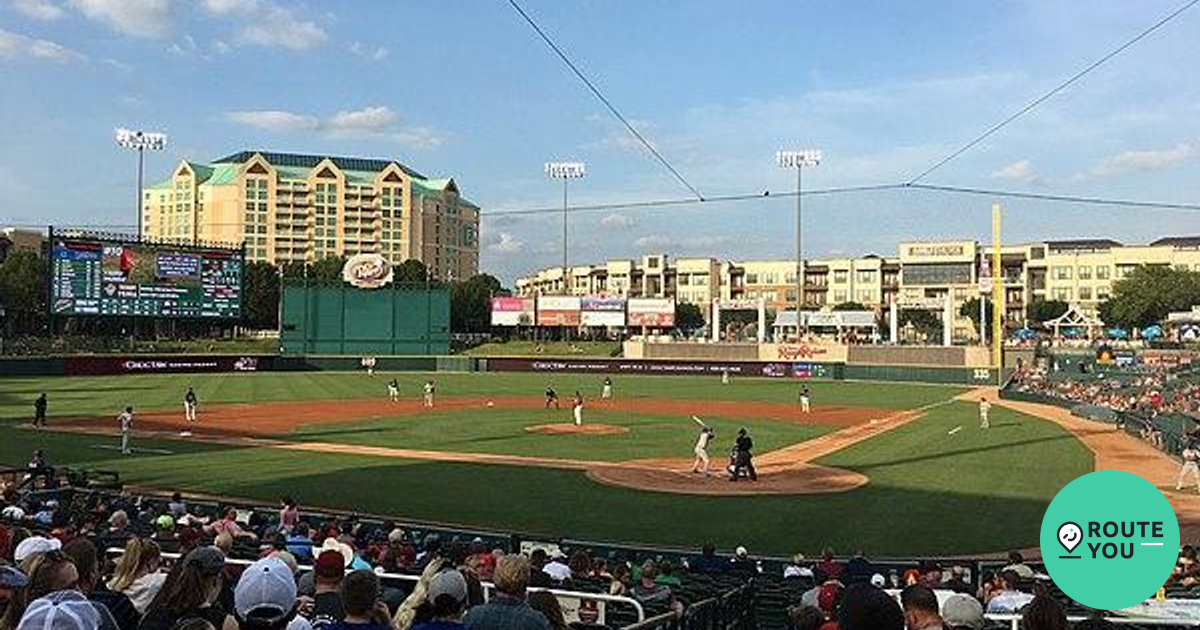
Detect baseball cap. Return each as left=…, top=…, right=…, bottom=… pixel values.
left=235, top=557, right=297, bottom=623
left=182, top=546, right=226, bottom=578
left=735, top=546, right=748, bottom=558
left=15, top=535, right=63, bottom=563
left=1, top=506, right=25, bottom=520
left=870, top=573, right=885, bottom=588
left=155, top=515, right=175, bottom=530
left=427, top=569, right=468, bottom=605
left=319, top=538, right=354, bottom=567
left=17, top=590, right=101, bottom=630
left=314, top=550, right=345, bottom=580
left=0, top=565, right=29, bottom=588
left=387, top=528, right=405, bottom=544
left=941, top=593, right=985, bottom=630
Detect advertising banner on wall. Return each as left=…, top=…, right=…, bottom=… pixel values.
left=537, top=295, right=582, bottom=326
left=627, top=298, right=675, bottom=327
left=580, top=296, right=626, bottom=327
left=490, top=297, right=535, bottom=326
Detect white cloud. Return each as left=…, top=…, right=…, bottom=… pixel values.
left=68, top=0, right=171, bottom=38
left=212, top=39, right=230, bottom=54
left=485, top=232, right=525, bottom=255
left=348, top=41, right=388, bottom=61
left=200, top=0, right=242, bottom=15
left=102, top=57, right=132, bottom=71
left=200, top=0, right=326, bottom=49
left=9, top=0, right=65, bottom=20
left=633, top=234, right=729, bottom=250
left=396, top=126, right=448, bottom=150
left=227, top=109, right=319, bottom=133
left=0, top=28, right=86, bottom=62
left=599, top=213, right=636, bottom=229
left=1091, top=143, right=1196, bottom=177
left=989, top=159, right=1044, bottom=184
left=325, top=106, right=397, bottom=137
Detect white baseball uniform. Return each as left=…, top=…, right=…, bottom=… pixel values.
left=118, top=411, right=133, bottom=454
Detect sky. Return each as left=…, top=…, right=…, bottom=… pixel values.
left=1, top=0, right=1199, bottom=283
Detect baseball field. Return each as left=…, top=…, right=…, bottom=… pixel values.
left=0, top=371, right=1092, bottom=556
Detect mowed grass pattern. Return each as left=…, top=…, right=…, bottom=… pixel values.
left=286, top=409, right=834, bottom=462
left=0, top=400, right=1090, bottom=555
left=0, top=372, right=964, bottom=423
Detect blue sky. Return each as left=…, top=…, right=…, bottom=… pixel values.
left=2, top=0, right=1199, bottom=282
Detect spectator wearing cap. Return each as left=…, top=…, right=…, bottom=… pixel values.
left=410, top=570, right=468, bottom=630
left=941, top=593, right=985, bottom=630
left=323, top=571, right=389, bottom=630
left=442, top=544, right=482, bottom=609
left=462, top=554, right=549, bottom=630
left=102, top=513, right=130, bottom=551
left=836, top=583, right=904, bottom=630
left=138, top=546, right=228, bottom=630
left=62, top=538, right=138, bottom=630
left=729, top=546, right=754, bottom=577
left=376, top=531, right=413, bottom=576
left=108, top=539, right=164, bottom=615
left=900, top=585, right=943, bottom=630
left=303, top=551, right=345, bottom=630
left=233, top=557, right=306, bottom=630
left=2, top=548, right=81, bottom=630
left=17, top=591, right=101, bottom=630
left=1002, top=551, right=1034, bottom=580
left=984, top=570, right=1033, bottom=614
left=844, top=550, right=875, bottom=585
left=13, top=537, right=62, bottom=569
left=0, top=566, right=29, bottom=619
left=783, top=554, right=813, bottom=581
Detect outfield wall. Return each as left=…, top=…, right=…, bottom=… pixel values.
left=279, top=284, right=450, bottom=356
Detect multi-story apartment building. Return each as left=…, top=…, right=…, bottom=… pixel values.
left=514, top=236, right=1200, bottom=335
left=142, top=151, right=480, bottom=280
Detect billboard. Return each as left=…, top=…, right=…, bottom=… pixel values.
left=51, top=235, right=242, bottom=319
left=490, top=297, right=535, bottom=326
left=537, top=295, right=581, bottom=326
left=580, top=296, right=626, bottom=327
left=627, top=297, right=675, bottom=327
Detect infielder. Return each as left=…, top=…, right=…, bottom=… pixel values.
left=1179, top=444, right=1200, bottom=493
left=799, top=385, right=811, bottom=414
left=545, top=387, right=560, bottom=409
left=721, top=369, right=730, bottom=385
left=691, top=415, right=715, bottom=477
left=118, top=406, right=134, bottom=455
left=572, top=391, right=584, bottom=426
left=388, top=378, right=400, bottom=402
left=423, top=380, right=436, bottom=408
left=979, top=398, right=991, bottom=429
left=601, top=377, right=613, bottom=400
left=182, top=387, right=197, bottom=436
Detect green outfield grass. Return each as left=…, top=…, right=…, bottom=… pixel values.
left=286, top=409, right=833, bottom=462
left=0, top=373, right=1090, bottom=555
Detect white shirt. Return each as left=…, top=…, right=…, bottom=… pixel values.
left=424, top=383, right=434, bottom=394
left=980, top=401, right=991, bottom=415
left=987, top=590, right=1034, bottom=613
left=118, top=412, right=133, bottom=431
left=696, top=431, right=712, bottom=450
left=543, top=560, right=571, bottom=582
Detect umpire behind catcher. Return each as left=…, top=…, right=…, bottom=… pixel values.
left=731, top=428, right=757, bottom=481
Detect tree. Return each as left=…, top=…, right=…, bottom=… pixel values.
left=832, top=301, right=868, bottom=311
left=394, top=259, right=429, bottom=283
left=899, top=309, right=941, bottom=342
left=1027, top=299, right=1069, bottom=325
left=674, top=302, right=706, bottom=333
left=242, top=261, right=280, bottom=330
left=450, top=274, right=505, bottom=333
left=959, top=297, right=994, bottom=334
left=0, top=250, right=48, bottom=336
left=1099, top=265, right=1200, bottom=329
left=307, top=255, right=346, bottom=286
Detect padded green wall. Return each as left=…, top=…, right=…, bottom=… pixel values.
left=279, top=284, right=449, bottom=356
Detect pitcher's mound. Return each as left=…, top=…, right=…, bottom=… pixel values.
left=587, top=459, right=868, bottom=496
left=525, top=423, right=628, bottom=436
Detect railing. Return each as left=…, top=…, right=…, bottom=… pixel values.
left=986, top=613, right=1200, bottom=628
left=106, top=548, right=646, bottom=623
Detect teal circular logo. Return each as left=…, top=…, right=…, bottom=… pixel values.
left=1041, top=470, right=1179, bottom=610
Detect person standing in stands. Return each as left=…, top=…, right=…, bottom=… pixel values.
left=33, top=393, right=47, bottom=429
left=182, top=388, right=198, bottom=437
left=118, top=407, right=134, bottom=455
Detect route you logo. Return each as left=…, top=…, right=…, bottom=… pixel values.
left=1041, top=470, right=1180, bottom=610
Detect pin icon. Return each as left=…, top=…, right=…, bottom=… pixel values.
left=1058, top=521, right=1083, bottom=554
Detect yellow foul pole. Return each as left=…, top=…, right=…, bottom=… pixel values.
left=992, top=204, right=1004, bottom=386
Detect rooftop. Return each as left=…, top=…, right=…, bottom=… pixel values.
left=213, top=150, right=426, bottom=179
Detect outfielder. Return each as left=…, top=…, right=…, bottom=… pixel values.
left=1178, top=444, right=1200, bottom=493
left=979, top=398, right=991, bottom=429
left=799, top=385, right=811, bottom=414
left=691, top=416, right=715, bottom=477
left=118, top=406, right=134, bottom=455
left=388, top=378, right=400, bottom=402
left=572, top=391, right=584, bottom=426
left=182, top=387, right=197, bottom=436
left=423, top=380, right=436, bottom=409
left=601, top=377, right=613, bottom=400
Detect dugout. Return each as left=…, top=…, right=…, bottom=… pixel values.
left=279, top=283, right=449, bottom=355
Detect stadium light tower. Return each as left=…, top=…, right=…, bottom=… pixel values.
left=544, top=161, right=586, bottom=293
left=116, top=128, right=168, bottom=239
left=776, top=148, right=821, bottom=338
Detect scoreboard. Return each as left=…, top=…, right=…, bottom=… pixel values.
left=51, top=235, right=242, bottom=319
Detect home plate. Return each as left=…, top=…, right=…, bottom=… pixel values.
left=91, top=445, right=175, bottom=455
left=947, top=426, right=963, bottom=436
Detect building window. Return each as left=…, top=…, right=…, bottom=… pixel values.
left=1078, top=287, right=1093, bottom=301
left=1097, top=287, right=1111, bottom=300
left=833, top=290, right=847, bottom=302
left=1077, top=266, right=1092, bottom=280
left=833, top=270, right=848, bottom=284
left=1054, top=266, right=1072, bottom=280
left=746, top=273, right=758, bottom=284
left=857, top=270, right=877, bottom=284
left=1096, top=266, right=1111, bottom=280
left=857, top=290, right=873, bottom=303
left=1053, top=288, right=1072, bottom=301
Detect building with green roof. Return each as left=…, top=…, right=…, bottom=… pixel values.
left=142, top=150, right=479, bottom=280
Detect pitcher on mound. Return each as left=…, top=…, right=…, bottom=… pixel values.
left=572, top=391, right=584, bottom=426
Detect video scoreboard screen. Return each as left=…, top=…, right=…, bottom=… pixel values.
left=51, top=235, right=242, bottom=319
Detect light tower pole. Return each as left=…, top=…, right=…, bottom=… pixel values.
left=544, top=161, right=586, bottom=294
left=776, top=149, right=821, bottom=339
left=116, top=128, right=168, bottom=239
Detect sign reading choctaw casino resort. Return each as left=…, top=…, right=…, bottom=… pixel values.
left=342, top=253, right=394, bottom=289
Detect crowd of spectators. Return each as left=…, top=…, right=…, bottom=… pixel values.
left=1009, top=361, right=1200, bottom=419
left=0, top=480, right=1158, bottom=630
